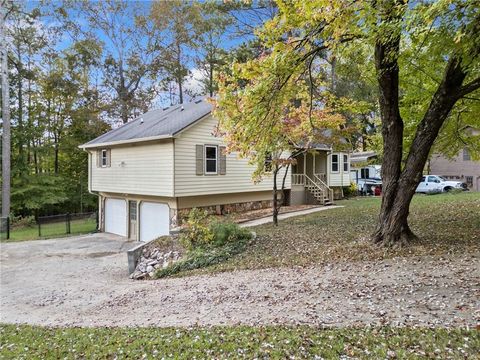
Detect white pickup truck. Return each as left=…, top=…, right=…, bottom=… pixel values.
left=416, top=175, right=467, bottom=194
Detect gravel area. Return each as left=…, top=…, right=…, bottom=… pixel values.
left=1, top=233, right=479, bottom=328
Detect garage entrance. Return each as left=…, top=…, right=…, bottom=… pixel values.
left=104, top=198, right=127, bottom=236
left=139, top=202, right=170, bottom=242
left=128, top=200, right=137, bottom=240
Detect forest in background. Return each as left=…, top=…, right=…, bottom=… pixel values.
left=2, top=0, right=477, bottom=226
left=0, top=0, right=281, bottom=218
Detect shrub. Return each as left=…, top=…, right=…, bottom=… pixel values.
left=180, top=208, right=214, bottom=250
left=343, top=182, right=358, bottom=198
left=154, top=234, right=252, bottom=278
left=210, top=221, right=252, bottom=247
left=10, top=215, right=36, bottom=229
left=158, top=218, right=253, bottom=278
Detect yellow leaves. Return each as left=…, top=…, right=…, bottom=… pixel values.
left=453, top=31, right=465, bottom=44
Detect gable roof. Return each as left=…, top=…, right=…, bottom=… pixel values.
left=350, top=151, right=377, bottom=164
left=80, top=98, right=212, bottom=149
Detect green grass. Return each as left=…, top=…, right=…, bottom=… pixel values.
left=189, top=192, right=480, bottom=274
left=3, top=218, right=97, bottom=242
left=0, top=324, right=478, bottom=359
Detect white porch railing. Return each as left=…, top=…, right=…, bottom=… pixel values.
left=292, top=174, right=305, bottom=185
left=291, top=172, right=333, bottom=205
left=314, top=173, right=334, bottom=204
left=314, top=173, right=327, bottom=183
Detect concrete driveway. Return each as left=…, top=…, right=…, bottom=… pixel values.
left=0, top=233, right=137, bottom=326
left=1, top=233, right=478, bottom=328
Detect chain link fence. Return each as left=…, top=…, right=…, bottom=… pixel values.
left=37, top=212, right=98, bottom=238
left=0, top=217, right=10, bottom=241
left=1, top=212, right=98, bottom=241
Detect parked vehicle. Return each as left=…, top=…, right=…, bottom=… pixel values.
left=415, top=175, right=467, bottom=194
left=350, top=165, right=382, bottom=195
left=356, top=178, right=382, bottom=195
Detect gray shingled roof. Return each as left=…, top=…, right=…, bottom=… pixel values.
left=81, top=98, right=212, bottom=148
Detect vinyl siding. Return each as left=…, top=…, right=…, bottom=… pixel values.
left=327, top=152, right=351, bottom=187
left=174, top=115, right=291, bottom=197
left=91, top=140, right=174, bottom=196
left=430, top=151, right=480, bottom=191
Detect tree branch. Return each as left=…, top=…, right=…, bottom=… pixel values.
left=458, top=77, right=480, bottom=98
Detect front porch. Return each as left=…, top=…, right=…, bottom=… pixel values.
left=290, top=150, right=334, bottom=206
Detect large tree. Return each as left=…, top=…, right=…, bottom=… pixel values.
left=57, top=0, right=163, bottom=124
left=215, top=0, right=480, bottom=245
left=150, top=0, right=204, bottom=105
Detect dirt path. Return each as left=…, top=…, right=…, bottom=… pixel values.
left=1, top=234, right=478, bottom=328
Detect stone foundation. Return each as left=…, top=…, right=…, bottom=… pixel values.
left=332, top=187, right=344, bottom=200
left=177, top=199, right=273, bottom=224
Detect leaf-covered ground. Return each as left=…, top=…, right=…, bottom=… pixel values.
left=196, top=192, right=480, bottom=274
left=1, top=324, right=478, bottom=359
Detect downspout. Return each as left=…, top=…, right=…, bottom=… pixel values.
left=83, top=149, right=101, bottom=230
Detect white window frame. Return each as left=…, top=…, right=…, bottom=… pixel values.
left=101, top=149, right=108, bottom=168
left=343, top=154, right=349, bottom=172
left=204, top=145, right=218, bottom=175
left=331, top=154, right=339, bottom=173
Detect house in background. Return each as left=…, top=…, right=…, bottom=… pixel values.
left=80, top=98, right=350, bottom=242
left=430, top=151, right=480, bottom=191
left=429, top=126, right=480, bottom=191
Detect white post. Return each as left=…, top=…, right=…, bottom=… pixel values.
left=313, top=152, right=316, bottom=176
left=1, top=4, right=11, bottom=218
left=303, top=152, right=306, bottom=176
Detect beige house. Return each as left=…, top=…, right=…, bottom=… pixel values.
left=80, top=99, right=350, bottom=241
left=430, top=151, right=480, bottom=191
left=430, top=126, right=479, bottom=191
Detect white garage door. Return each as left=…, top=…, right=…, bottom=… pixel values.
left=140, top=202, right=170, bottom=242
left=104, top=198, right=127, bottom=236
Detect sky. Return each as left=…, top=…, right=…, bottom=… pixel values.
left=18, top=0, right=273, bottom=119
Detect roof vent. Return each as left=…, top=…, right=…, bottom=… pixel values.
left=140, top=117, right=144, bottom=124
left=180, top=106, right=184, bottom=111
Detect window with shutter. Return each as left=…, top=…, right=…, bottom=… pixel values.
left=219, top=146, right=227, bottom=175
left=196, top=145, right=204, bottom=175
left=205, top=145, right=217, bottom=174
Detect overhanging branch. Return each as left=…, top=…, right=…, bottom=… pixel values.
left=458, top=77, right=480, bottom=98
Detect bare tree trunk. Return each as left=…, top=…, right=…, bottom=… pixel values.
left=371, top=14, right=406, bottom=245
left=54, top=138, right=59, bottom=174
left=280, top=163, right=290, bottom=206
left=330, top=55, right=336, bottom=93
left=272, top=165, right=279, bottom=226
left=372, top=2, right=474, bottom=246
left=209, top=61, right=214, bottom=97
left=33, top=139, right=38, bottom=174
left=120, top=94, right=129, bottom=124
left=15, top=41, right=23, bottom=169
left=178, top=77, right=183, bottom=104
left=1, top=4, right=11, bottom=218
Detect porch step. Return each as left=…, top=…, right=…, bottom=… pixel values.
left=305, top=184, right=333, bottom=206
